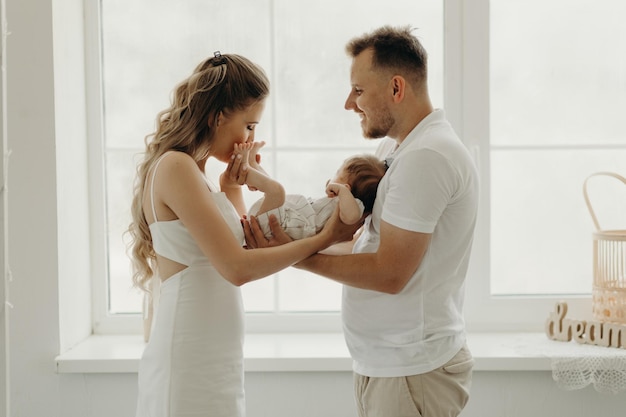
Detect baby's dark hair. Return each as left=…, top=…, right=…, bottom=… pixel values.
left=342, top=154, right=387, bottom=213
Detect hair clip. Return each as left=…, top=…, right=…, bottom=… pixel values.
left=212, top=51, right=227, bottom=66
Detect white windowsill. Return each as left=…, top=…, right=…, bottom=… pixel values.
left=55, top=332, right=576, bottom=374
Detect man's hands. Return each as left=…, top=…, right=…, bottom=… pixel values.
left=243, top=206, right=362, bottom=250
left=242, top=214, right=292, bottom=249
left=320, top=205, right=364, bottom=246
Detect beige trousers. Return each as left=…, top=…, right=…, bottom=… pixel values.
left=353, top=344, right=474, bottom=417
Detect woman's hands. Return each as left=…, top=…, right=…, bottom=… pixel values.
left=220, top=141, right=265, bottom=217
left=221, top=141, right=267, bottom=190
left=221, top=150, right=248, bottom=190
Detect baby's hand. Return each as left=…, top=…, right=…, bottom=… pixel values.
left=326, top=182, right=350, bottom=198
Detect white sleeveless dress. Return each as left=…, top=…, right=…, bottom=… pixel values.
left=136, top=154, right=246, bottom=417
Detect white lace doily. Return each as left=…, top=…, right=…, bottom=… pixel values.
left=503, top=333, right=626, bottom=393
left=549, top=342, right=626, bottom=393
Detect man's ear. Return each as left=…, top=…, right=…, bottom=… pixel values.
left=390, top=76, right=405, bottom=103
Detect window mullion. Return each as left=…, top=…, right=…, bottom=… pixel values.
left=85, top=0, right=111, bottom=334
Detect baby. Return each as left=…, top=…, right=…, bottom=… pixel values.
left=235, top=142, right=386, bottom=240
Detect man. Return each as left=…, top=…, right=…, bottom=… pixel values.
left=246, top=25, right=479, bottom=417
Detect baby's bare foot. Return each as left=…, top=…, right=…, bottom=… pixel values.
left=233, top=142, right=254, bottom=170
left=249, top=141, right=265, bottom=169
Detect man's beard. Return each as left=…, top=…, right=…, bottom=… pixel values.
left=362, top=107, right=394, bottom=139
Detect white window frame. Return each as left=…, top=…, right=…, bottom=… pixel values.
left=446, top=0, right=591, bottom=332
left=86, top=0, right=592, bottom=336
left=85, top=0, right=119, bottom=334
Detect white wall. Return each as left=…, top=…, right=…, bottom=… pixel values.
left=1, top=0, right=7, bottom=413
left=6, top=0, right=62, bottom=415
left=4, top=1, right=626, bottom=417
left=55, top=371, right=626, bottom=417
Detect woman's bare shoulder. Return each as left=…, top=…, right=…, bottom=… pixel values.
left=148, top=151, right=207, bottom=201
left=156, top=151, right=200, bottom=177
left=158, top=150, right=195, bottom=166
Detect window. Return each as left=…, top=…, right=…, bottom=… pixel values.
left=490, top=0, right=626, bottom=296
left=461, top=0, right=626, bottom=331
left=92, top=0, right=443, bottom=328
left=89, top=0, right=626, bottom=334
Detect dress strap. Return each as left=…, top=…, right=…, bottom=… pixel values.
left=149, top=152, right=173, bottom=222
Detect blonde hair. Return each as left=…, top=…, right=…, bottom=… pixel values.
left=342, top=154, right=386, bottom=213
left=127, top=54, right=270, bottom=291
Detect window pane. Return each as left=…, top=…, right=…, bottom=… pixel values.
left=101, top=0, right=273, bottom=151
left=490, top=149, right=626, bottom=295
left=491, top=0, right=626, bottom=146
left=101, top=0, right=444, bottom=314
left=105, top=150, right=142, bottom=313
left=272, top=0, right=444, bottom=147
left=490, top=0, right=626, bottom=295
left=278, top=268, right=343, bottom=312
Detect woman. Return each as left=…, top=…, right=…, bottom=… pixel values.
left=128, top=52, right=351, bottom=417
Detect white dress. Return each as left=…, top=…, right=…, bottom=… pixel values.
left=136, top=154, right=246, bottom=417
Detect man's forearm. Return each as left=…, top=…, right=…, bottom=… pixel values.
left=296, top=252, right=400, bottom=294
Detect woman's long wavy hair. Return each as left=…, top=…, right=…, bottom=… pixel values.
left=127, top=53, right=270, bottom=292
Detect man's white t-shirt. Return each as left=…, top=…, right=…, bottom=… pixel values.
left=343, top=109, right=479, bottom=377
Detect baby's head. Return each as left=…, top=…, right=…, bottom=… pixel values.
left=338, top=154, right=386, bottom=212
